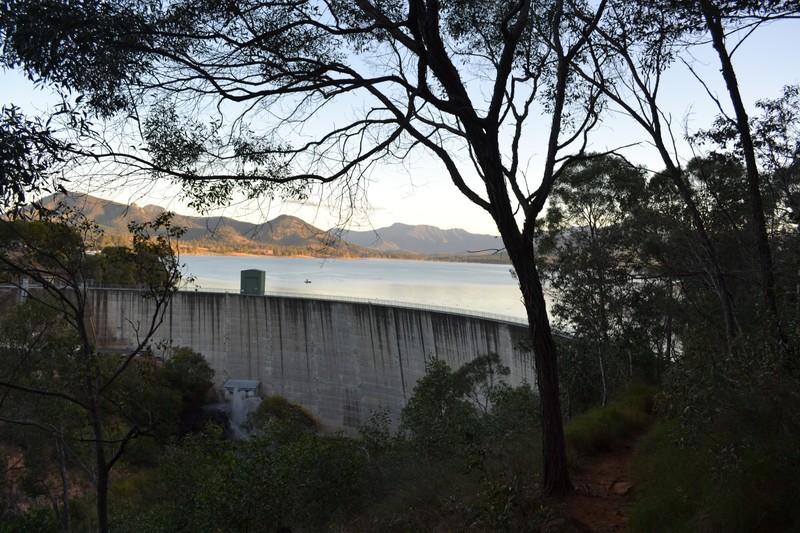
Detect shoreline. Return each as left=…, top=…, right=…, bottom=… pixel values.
left=178, top=250, right=510, bottom=265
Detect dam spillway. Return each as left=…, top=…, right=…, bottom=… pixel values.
left=88, top=288, right=536, bottom=431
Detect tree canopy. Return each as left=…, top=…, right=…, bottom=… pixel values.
left=2, top=0, right=799, bottom=503
left=0, top=204, right=186, bottom=531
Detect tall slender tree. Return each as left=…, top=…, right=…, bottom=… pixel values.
left=0, top=205, right=184, bottom=531
left=574, top=0, right=799, bottom=347
left=539, top=155, right=653, bottom=406
left=694, top=0, right=796, bottom=342
left=2, top=0, right=610, bottom=495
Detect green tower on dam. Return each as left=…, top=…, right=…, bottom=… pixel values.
left=240, top=269, right=266, bottom=295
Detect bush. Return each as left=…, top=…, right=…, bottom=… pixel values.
left=399, top=358, right=481, bottom=459
left=249, top=395, right=318, bottom=429
left=0, top=507, right=59, bottom=533
left=247, top=395, right=320, bottom=443
left=353, top=356, right=546, bottom=531
left=118, top=420, right=371, bottom=532
left=565, top=383, right=655, bottom=457
left=628, top=420, right=704, bottom=532
left=162, top=347, right=214, bottom=409
left=630, top=419, right=800, bottom=531
left=635, top=329, right=800, bottom=531
left=113, top=356, right=551, bottom=532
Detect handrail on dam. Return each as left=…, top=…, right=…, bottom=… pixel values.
left=1, top=283, right=572, bottom=339
left=44, top=281, right=529, bottom=327
left=180, top=285, right=532, bottom=327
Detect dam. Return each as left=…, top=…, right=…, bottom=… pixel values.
left=87, top=288, right=537, bottom=431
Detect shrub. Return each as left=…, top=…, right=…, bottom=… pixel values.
left=162, top=347, right=214, bottom=409
left=118, top=421, right=371, bottom=532
left=630, top=420, right=800, bottom=532
left=399, top=358, right=481, bottom=459
left=565, top=383, right=655, bottom=457
left=355, top=356, right=546, bottom=531
left=247, top=395, right=319, bottom=442
left=629, top=420, right=706, bottom=532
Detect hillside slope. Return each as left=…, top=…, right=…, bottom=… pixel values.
left=37, top=192, right=507, bottom=260
left=336, top=223, right=502, bottom=255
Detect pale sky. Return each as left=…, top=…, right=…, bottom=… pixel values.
left=2, top=18, right=798, bottom=237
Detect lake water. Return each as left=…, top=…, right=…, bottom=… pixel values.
left=180, top=256, right=538, bottom=321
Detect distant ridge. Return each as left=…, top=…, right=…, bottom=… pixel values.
left=337, top=223, right=503, bottom=255
left=36, top=191, right=508, bottom=262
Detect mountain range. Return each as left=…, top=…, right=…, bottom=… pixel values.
left=39, top=192, right=507, bottom=262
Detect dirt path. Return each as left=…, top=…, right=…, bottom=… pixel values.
left=548, top=437, right=640, bottom=532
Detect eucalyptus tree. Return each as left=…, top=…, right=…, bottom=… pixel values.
left=0, top=105, right=70, bottom=213
left=568, top=1, right=796, bottom=351
left=569, top=1, right=743, bottom=349
left=2, top=0, right=610, bottom=495
left=539, top=154, right=661, bottom=406
left=751, top=85, right=800, bottom=233
left=752, top=87, right=800, bottom=318
left=691, top=0, right=800, bottom=342
left=643, top=156, right=764, bottom=349
left=0, top=205, right=184, bottom=531
left=697, top=85, right=800, bottom=333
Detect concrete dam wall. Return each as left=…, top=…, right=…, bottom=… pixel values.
left=88, top=289, right=536, bottom=432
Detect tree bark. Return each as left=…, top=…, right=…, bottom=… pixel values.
left=664, top=166, right=740, bottom=347
left=88, top=388, right=109, bottom=533
left=575, top=28, right=742, bottom=348
left=56, top=437, right=73, bottom=533
left=699, top=0, right=783, bottom=341
left=506, top=233, right=573, bottom=496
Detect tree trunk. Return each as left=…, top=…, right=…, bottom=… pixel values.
left=95, top=466, right=109, bottom=533
left=664, top=166, right=740, bottom=347
left=56, top=437, right=72, bottom=533
left=661, top=304, right=673, bottom=382
left=598, top=347, right=608, bottom=407
left=699, top=0, right=782, bottom=341
left=88, top=391, right=109, bottom=533
left=508, top=239, right=573, bottom=496
left=592, top=224, right=610, bottom=406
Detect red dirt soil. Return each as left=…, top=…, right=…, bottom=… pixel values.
left=547, top=436, right=640, bottom=532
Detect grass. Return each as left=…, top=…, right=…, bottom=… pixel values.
left=627, top=420, right=706, bottom=532
left=629, top=412, right=800, bottom=531
left=564, top=382, right=655, bottom=459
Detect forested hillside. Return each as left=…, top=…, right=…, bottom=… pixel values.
left=38, top=192, right=509, bottom=261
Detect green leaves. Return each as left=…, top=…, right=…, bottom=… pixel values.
left=162, top=347, right=214, bottom=410
left=539, top=154, right=666, bottom=407
left=142, top=104, right=207, bottom=175
left=0, top=198, right=186, bottom=530
left=0, top=106, right=66, bottom=212
left=126, top=211, right=186, bottom=297
left=142, top=102, right=298, bottom=212
left=1, top=0, right=159, bottom=114
left=399, top=357, right=481, bottom=458
left=126, top=419, right=371, bottom=532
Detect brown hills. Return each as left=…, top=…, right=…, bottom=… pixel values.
left=37, top=192, right=508, bottom=262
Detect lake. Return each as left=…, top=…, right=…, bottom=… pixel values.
left=180, top=255, right=542, bottom=321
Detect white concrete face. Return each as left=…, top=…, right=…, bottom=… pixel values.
left=86, top=289, right=536, bottom=433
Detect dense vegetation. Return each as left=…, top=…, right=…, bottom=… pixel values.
left=0, top=347, right=660, bottom=531
left=107, top=355, right=539, bottom=532
left=536, top=130, right=800, bottom=526
left=2, top=0, right=799, bottom=529
left=0, top=207, right=189, bottom=531
left=1, top=163, right=799, bottom=528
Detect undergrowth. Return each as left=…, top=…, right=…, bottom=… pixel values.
left=565, top=382, right=655, bottom=460
left=629, top=418, right=800, bottom=532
